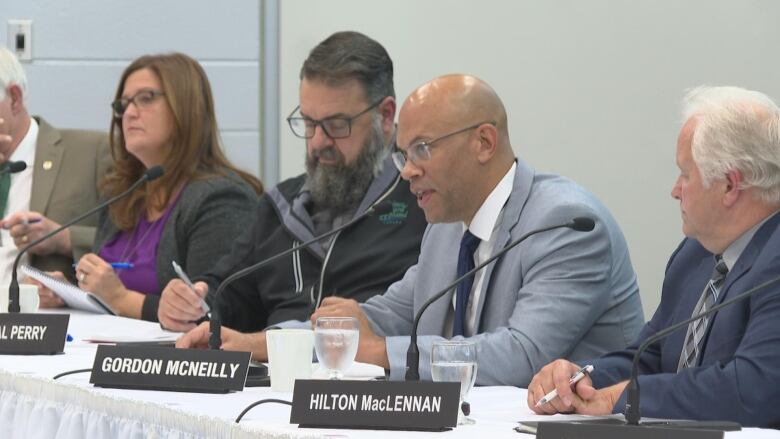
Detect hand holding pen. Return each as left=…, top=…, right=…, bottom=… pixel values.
left=535, top=364, right=594, bottom=407
left=1, top=211, right=67, bottom=253
left=172, top=261, right=211, bottom=317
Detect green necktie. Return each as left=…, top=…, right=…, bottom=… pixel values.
left=0, top=171, right=10, bottom=217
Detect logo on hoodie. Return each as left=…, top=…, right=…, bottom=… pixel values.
left=378, top=201, right=408, bottom=225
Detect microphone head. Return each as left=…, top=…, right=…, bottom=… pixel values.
left=570, top=217, right=595, bottom=232
left=369, top=201, right=393, bottom=216
left=145, top=166, right=164, bottom=181
left=7, top=161, right=27, bottom=173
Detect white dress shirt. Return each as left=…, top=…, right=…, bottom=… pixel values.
left=1, top=117, right=38, bottom=289
left=445, top=162, right=516, bottom=337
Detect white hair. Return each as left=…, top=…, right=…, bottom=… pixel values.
left=682, top=85, right=780, bottom=204
left=0, top=46, right=28, bottom=101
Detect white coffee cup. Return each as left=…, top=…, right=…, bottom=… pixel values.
left=266, top=328, right=314, bottom=392
left=0, top=284, right=40, bottom=313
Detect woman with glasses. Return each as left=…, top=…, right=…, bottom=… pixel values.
left=40, top=53, right=262, bottom=322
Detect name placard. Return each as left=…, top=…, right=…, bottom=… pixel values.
left=291, top=379, right=460, bottom=431
left=0, top=313, right=69, bottom=355
left=90, top=345, right=251, bottom=393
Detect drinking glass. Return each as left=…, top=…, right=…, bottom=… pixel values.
left=430, top=340, right=478, bottom=425
left=314, top=317, right=359, bottom=380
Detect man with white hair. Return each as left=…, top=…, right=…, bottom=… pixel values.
left=0, top=47, right=110, bottom=303
left=528, top=85, right=780, bottom=427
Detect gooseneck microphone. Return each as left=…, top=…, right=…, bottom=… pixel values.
left=208, top=202, right=392, bottom=350
left=7, top=166, right=164, bottom=312
left=0, top=160, right=27, bottom=175
left=536, top=268, right=780, bottom=439
left=624, top=273, right=780, bottom=425
left=404, top=217, right=595, bottom=381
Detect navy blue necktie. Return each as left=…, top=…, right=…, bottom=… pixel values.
left=453, top=230, right=481, bottom=337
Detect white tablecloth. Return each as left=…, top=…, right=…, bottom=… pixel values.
left=0, top=311, right=777, bottom=438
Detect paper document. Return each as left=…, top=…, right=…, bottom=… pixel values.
left=21, top=264, right=116, bottom=315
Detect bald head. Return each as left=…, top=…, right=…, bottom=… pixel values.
left=401, top=74, right=510, bottom=150
left=395, top=75, right=515, bottom=225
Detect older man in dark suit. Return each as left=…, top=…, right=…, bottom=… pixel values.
left=529, top=85, right=780, bottom=428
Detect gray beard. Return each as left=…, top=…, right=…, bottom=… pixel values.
left=305, top=118, right=387, bottom=213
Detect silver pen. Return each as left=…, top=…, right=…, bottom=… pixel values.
left=535, top=364, right=594, bottom=407
left=171, top=260, right=210, bottom=314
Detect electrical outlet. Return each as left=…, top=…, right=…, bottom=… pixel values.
left=7, top=19, right=32, bottom=61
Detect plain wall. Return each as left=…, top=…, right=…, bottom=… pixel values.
left=1, top=0, right=262, bottom=176
left=278, top=0, right=780, bottom=318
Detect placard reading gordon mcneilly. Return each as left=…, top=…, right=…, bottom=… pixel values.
left=291, top=379, right=460, bottom=430
left=90, top=345, right=251, bottom=393
left=0, top=313, right=69, bottom=355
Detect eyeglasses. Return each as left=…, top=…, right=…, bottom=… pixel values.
left=391, top=121, right=496, bottom=171
left=111, top=89, right=166, bottom=118
left=286, top=97, right=385, bottom=139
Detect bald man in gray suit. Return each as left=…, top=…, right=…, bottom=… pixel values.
left=313, top=74, right=644, bottom=386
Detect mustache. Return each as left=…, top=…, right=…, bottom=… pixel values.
left=310, top=146, right=342, bottom=163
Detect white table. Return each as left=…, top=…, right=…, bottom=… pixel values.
left=0, top=311, right=777, bottom=438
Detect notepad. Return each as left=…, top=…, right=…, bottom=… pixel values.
left=21, top=265, right=116, bottom=315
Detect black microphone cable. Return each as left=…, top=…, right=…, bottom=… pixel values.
left=234, top=399, right=292, bottom=423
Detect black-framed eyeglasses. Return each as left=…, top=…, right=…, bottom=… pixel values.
left=286, top=97, right=386, bottom=139
left=391, top=121, right=496, bottom=171
left=111, top=89, right=166, bottom=118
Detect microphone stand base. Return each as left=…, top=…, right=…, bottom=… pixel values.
left=536, top=418, right=740, bottom=439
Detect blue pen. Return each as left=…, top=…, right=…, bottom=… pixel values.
left=72, top=262, right=134, bottom=270
left=66, top=334, right=73, bottom=342
left=110, top=262, right=134, bottom=269
left=1, top=217, right=42, bottom=229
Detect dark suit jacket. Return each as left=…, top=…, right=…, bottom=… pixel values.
left=588, top=212, right=780, bottom=427
left=28, top=117, right=111, bottom=280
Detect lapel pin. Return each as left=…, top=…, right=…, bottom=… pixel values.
left=43, top=160, right=53, bottom=170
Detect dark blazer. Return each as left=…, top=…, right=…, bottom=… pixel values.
left=589, top=212, right=780, bottom=427
left=29, top=117, right=111, bottom=281
left=94, top=172, right=259, bottom=321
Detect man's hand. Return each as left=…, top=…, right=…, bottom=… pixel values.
left=159, top=279, right=209, bottom=331
left=2, top=211, right=71, bottom=255
left=311, top=297, right=389, bottom=368
left=528, top=359, right=588, bottom=414
left=528, top=359, right=626, bottom=416
left=176, top=322, right=269, bottom=361
left=569, top=380, right=627, bottom=416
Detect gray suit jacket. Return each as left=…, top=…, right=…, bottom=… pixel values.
left=28, top=117, right=111, bottom=280
left=362, top=159, right=644, bottom=386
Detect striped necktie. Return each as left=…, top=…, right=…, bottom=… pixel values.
left=677, top=256, right=729, bottom=371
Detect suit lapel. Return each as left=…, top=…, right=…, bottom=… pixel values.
left=701, top=213, right=780, bottom=352
left=29, top=118, right=64, bottom=214
left=473, top=160, right=534, bottom=332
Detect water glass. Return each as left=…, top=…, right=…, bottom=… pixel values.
left=314, top=317, right=359, bottom=380
left=430, top=340, right=478, bottom=425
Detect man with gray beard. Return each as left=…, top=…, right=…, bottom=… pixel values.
left=167, top=31, right=427, bottom=362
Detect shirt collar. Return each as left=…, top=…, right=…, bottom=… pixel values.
left=463, top=162, right=516, bottom=241
left=721, top=210, right=780, bottom=270
left=9, top=117, right=37, bottom=167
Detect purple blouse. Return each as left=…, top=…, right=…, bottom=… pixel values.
left=99, top=196, right=180, bottom=295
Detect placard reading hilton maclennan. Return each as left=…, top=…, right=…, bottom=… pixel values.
left=291, top=379, right=460, bottom=430
left=90, top=345, right=251, bottom=393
